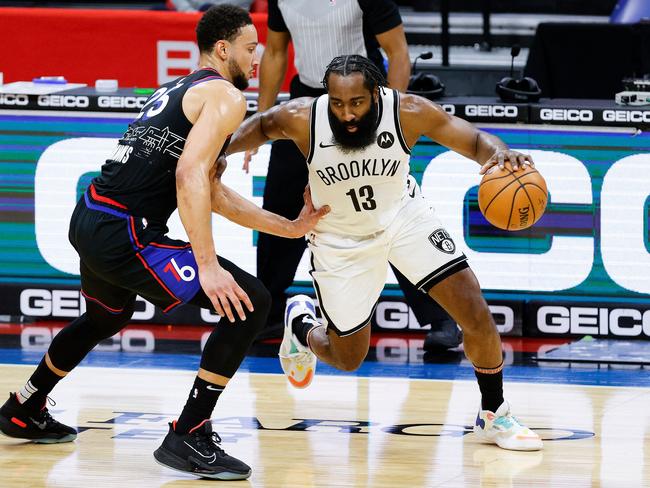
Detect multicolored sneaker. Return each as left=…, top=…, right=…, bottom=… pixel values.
left=473, top=401, right=543, bottom=451
left=279, top=295, right=318, bottom=389
left=0, top=393, right=77, bottom=444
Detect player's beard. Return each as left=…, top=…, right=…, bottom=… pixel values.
left=229, top=58, right=249, bottom=90
left=328, top=96, right=378, bottom=153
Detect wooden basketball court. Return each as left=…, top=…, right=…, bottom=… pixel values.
left=1, top=359, right=648, bottom=487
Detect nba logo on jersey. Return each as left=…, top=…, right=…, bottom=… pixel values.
left=377, top=131, right=395, bottom=149
left=428, top=228, right=456, bottom=254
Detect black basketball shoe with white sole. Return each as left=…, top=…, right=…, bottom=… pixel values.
left=0, top=393, right=77, bottom=443
left=154, top=419, right=251, bottom=480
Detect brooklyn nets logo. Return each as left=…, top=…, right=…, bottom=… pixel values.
left=377, top=131, right=395, bottom=149
left=428, top=228, right=456, bottom=254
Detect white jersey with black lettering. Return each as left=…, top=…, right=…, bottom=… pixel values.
left=306, top=89, right=411, bottom=236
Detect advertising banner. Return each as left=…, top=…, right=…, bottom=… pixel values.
left=1, top=110, right=649, bottom=337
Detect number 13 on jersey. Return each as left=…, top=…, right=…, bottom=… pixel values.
left=346, top=185, right=377, bottom=212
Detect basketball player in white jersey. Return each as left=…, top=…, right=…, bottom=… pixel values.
left=227, top=55, right=542, bottom=451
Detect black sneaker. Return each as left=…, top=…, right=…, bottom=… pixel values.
left=423, top=319, right=463, bottom=351
left=0, top=393, right=77, bottom=443
left=154, top=420, right=251, bottom=480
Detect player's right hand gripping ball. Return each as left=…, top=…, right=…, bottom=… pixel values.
left=478, top=161, right=547, bottom=231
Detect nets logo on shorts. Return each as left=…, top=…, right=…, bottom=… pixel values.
left=377, top=131, right=395, bottom=149
left=428, top=228, right=456, bottom=254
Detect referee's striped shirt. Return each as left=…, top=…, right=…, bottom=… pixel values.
left=268, top=0, right=402, bottom=89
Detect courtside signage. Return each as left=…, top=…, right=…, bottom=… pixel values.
left=1, top=113, right=649, bottom=338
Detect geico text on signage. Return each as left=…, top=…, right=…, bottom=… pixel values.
left=537, top=306, right=650, bottom=337
left=19, top=288, right=221, bottom=323
left=37, top=95, right=89, bottom=108
left=465, top=105, right=518, bottom=118
left=0, top=94, right=29, bottom=106
left=19, top=289, right=155, bottom=320
left=539, top=108, right=594, bottom=122
left=375, top=301, right=514, bottom=333
left=98, top=96, right=148, bottom=110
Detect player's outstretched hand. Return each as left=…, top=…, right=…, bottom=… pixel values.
left=480, top=150, right=534, bottom=174
left=291, top=186, right=330, bottom=237
left=199, top=262, right=254, bottom=323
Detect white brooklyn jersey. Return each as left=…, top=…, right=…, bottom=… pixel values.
left=307, top=89, right=411, bottom=236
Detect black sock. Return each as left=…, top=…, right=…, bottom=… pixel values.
left=17, top=358, right=63, bottom=413
left=292, top=314, right=318, bottom=347
left=175, top=376, right=224, bottom=434
left=474, top=363, right=504, bottom=412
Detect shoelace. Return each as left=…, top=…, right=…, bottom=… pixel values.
left=495, top=413, right=524, bottom=430
left=32, top=396, right=58, bottom=425
left=193, top=430, right=225, bottom=455
left=279, top=350, right=313, bottom=366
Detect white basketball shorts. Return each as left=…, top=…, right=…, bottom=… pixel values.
left=307, top=190, right=468, bottom=337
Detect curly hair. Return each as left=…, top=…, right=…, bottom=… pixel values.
left=322, top=54, right=388, bottom=92
left=196, top=4, right=253, bottom=54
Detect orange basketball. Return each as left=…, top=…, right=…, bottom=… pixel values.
left=478, top=162, right=548, bottom=231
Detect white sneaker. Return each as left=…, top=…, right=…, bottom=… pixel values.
left=473, top=401, right=543, bottom=451
left=279, top=295, right=318, bottom=389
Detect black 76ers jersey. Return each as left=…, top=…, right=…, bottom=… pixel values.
left=92, top=68, right=228, bottom=227
left=307, top=89, right=411, bottom=236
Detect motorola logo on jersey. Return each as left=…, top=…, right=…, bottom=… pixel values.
left=377, top=131, right=395, bottom=149
left=428, top=228, right=456, bottom=254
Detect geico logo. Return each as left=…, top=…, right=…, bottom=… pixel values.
left=465, top=105, right=518, bottom=118
left=37, top=95, right=89, bottom=108
left=375, top=301, right=514, bottom=333
left=19, top=289, right=155, bottom=320
left=20, top=326, right=154, bottom=353
left=441, top=104, right=456, bottom=115
left=0, top=94, right=29, bottom=106
left=539, top=108, right=593, bottom=122
left=537, top=306, right=650, bottom=337
left=375, top=302, right=430, bottom=330
left=98, top=96, right=147, bottom=109
left=602, top=110, right=650, bottom=123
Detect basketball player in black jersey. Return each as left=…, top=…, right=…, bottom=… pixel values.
left=0, top=5, right=328, bottom=481
left=227, top=55, right=543, bottom=452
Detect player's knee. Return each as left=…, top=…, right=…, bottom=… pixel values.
left=244, top=280, right=271, bottom=332
left=86, top=299, right=135, bottom=340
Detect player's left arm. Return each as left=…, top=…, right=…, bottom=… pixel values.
left=211, top=169, right=329, bottom=238
left=401, top=94, right=534, bottom=173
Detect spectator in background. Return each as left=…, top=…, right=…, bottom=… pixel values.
left=250, top=0, right=462, bottom=350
